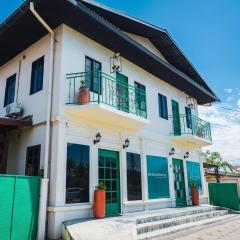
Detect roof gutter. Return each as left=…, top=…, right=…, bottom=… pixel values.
left=29, top=2, right=55, bottom=239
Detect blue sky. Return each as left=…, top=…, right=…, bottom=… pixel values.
left=1, top=0, right=240, bottom=164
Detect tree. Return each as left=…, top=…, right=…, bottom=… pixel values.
left=205, top=150, right=238, bottom=173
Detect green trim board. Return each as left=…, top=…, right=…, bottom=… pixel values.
left=147, top=155, right=170, bottom=199
left=171, top=100, right=181, bottom=135
left=172, top=159, right=186, bottom=206
left=186, top=161, right=203, bottom=195
left=98, top=149, right=121, bottom=216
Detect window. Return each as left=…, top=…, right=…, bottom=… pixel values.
left=134, top=82, right=146, bottom=118
left=25, top=145, right=41, bottom=176
left=127, top=152, right=142, bottom=201
left=66, top=143, right=90, bottom=204
left=185, top=107, right=192, bottom=129
left=85, top=56, right=101, bottom=93
left=158, top=94, right=168, bottom=119
left=30, top=56, right=44, bottom=95
left=4, top=74, right=16, bottom=107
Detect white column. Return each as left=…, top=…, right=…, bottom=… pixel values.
left=140, top=137, right=148, bottom=210
left=90, top=137, right=99, bottom=205
left=121, top=146, right=128, bottom=213
left=183, top=159, right=189, bottom=205
left=168, top=157, right=175, bottom=207
left=37, top=178, right=49, bottom=240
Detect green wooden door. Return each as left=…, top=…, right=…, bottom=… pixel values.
left=171, top=100, right=181, bottom=135
left=172, top=159, right=186, bottom=206
left=99, top=149, right=121, bottom=216
left=116, top=73, right=129, bottom=112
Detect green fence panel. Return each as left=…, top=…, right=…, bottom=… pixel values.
left=0, top=176, right=16, bottom=240
left=0, top=175, right=40, bottom=240
left=208, top=183, right=240, bottom=211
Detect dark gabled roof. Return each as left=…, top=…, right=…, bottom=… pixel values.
left=0, top=0, right=219, bottom=104
left=79, top=0, right=218, bottom=102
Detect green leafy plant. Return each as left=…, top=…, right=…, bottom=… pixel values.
left=205, top=150, right=238, bottom=173
left=96, top=181, right=106, bottom=190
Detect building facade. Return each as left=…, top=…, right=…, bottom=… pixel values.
left=0, top=1, right=219, bottom=239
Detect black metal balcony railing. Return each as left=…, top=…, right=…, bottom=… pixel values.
left=169, top=114, right=212, bottom=142
left=66, top=71, right=147, bottom=119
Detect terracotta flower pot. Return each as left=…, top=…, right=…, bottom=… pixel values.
left=191, top=186, right=199, bottom=206
left=93, top=189, right=105, bottom=218
left=77, top=86, right=89, bottom=104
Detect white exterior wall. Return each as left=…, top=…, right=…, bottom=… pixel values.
left=0, top=23, right=208, bottom=239
left=47, top=24, right=208, bottom=239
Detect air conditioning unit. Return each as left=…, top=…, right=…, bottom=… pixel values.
left=5, top=102, right=24, bottom=118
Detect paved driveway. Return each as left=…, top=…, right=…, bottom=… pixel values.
left=159, top=215, right=240, bottom=240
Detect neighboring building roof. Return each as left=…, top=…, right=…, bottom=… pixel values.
left=0, top=117, right=32, bottom=131
left=0, top=0, right=219, bottom=104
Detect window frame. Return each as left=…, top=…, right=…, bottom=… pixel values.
left=25, top=144, right=41, bottom=176
left=158, top=93, right=168, bottom=120
left=185, top=106, right=192, bottom=129
left=4, top=74, right=16, bottom=107
left=30, top=56, right=44, bottom=95
left=85, top=56, right=102, bottom=94
left=126, top=152, right=142, bottom=201
left=134, top=81, right=147, bottom=117
left=65, top=143, right=90, bottom=204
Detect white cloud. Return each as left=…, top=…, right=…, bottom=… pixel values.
left=224, top=88, right=233, bottom=93
left=237, top=99, right=240, bottom=108
left=199, top=104, right=240, bottom=165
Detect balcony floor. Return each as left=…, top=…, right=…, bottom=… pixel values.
left=170, top=134, right=212, bottom=147
left=65, top=103, right=149, bottom=131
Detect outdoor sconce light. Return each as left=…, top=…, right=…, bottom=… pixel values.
left=94, top=132, right=101, bottom=144
left=123, top=138, right=130, bottom=149
left=169, top=147, right=175, bottom=156
left=184, top=152, right=190, bottom=159
left=110, top=52, right=122, bottom=73
left=186, top=96, right=195, bottom=109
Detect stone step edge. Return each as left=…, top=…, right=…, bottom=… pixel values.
left=136, top=206, right=220, bottom=224
left=137, top=210, right=228, bottom=234
left=137, top=214, right=238, bottom=240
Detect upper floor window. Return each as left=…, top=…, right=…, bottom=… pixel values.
left=158, top=93, right=168, bottom=119
left=25, top=145, right=41, bottom=176
left=185, top=107, right=192, bottom=129
left=85, top=56, right=101, bottom=93
left=4, top=74, right=16, bottom=107
left=134, top=82, right=146, bottom=118
left=30, top=56, right=44, bottom=95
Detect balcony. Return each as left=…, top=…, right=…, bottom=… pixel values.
left=65, top=71, right=149, bottom=131
left=169, top=114, right=212, bottom=146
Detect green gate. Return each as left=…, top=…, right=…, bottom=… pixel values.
left=0, top=175, right=40, bottom=240
left=208, top=183, right=240, bottom=211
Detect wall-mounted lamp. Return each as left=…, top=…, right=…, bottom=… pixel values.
left=184, top=152, right=190, bottom=159
left=186, top=96, right=195, bottom=109
left=123, top=138, right=130, bottom=149
left=110, top=52, right=122, bottom=73
left=94, top=132, right=101, bottom=145
left=169, top=147, right=175, bottom=156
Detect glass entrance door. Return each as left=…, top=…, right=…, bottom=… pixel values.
left=172, top=159, right=186, bottom=206
left=98, top=149, right=121, bottom=216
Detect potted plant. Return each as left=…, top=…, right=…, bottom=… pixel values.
left=93, top=181, right=106, bottom=218
left=191, top=182, right=199, bottom=206
left=77, top=80, right=89, bottom=104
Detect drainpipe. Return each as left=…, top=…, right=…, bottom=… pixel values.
left=29, top=2, right=55, bottom=239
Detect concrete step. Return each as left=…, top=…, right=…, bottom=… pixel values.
left=137, top=210, right=228, bottom=234
left=136, top=206, right=219, bottom=224
left=138, top=213, right=238, bottom=240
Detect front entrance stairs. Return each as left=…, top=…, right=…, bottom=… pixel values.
left=62, top=205, right=238, bottom=240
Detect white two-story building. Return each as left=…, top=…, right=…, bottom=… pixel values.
left=0, top=0, right=219, bottom=239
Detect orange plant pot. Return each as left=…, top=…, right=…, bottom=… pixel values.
left=191, top=186, right=199, bottom=206
left=93, top=189, right=105, bottom=218
left=77, top=86, right=89, bottom=104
